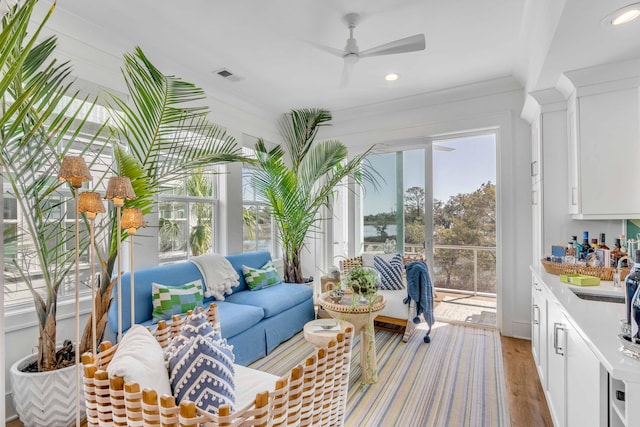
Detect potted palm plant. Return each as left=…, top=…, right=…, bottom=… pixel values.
left=3, top=1, right=109, bottom=424
left=79, top=46, right=247, bottom=353
left=3, top=3, right=246, bottom=424
left=252, top=108, right=376, bottom=283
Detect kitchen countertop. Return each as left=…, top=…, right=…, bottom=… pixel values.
left=530, top=264, right=640, bottom=383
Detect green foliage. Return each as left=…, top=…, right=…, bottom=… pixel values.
left=433, top=181, right=496, bottom=288
left=82, top=47, right=249, bottom=352
left=1, top=0, right=108, bottom=371
left=252, top=108, right=377, bottom=282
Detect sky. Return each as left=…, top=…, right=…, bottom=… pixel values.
left=364, top=134, right=496, bottom=215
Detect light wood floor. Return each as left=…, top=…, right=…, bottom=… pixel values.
left=501, top=336, right=554, bottom=427
left=7, top=335, right=552, bottom=427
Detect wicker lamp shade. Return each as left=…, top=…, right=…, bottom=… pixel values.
left=58, top=156, right=91, bottom=189
left=104, top=176, right=136, bottom=207
left=78, top=191, right=106, bottom=219
left=121, top=207, right=145, bottom=234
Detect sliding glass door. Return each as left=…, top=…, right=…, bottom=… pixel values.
left=432, top=133, right=496, bottom=296
left=362, top=132, right=497, bottom=296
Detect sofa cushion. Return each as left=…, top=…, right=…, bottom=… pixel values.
left=107, top=325, right=172, bottom=397
left=224, top=283, right=313, bottom=318
left=374, top=254, right=405, bottom=290
left=151, top=280, right=204, bottom=323
left=242, top=261, right=282, bottom=291
left=215, top=301, right=265, bottom=338
left=168, top=333, right=235, bottom=413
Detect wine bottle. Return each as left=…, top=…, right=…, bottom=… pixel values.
left=624, top=249, right=640, bottom=340
left=581, top=231, right=591, bottom=260
left=599, top=233, right=610, bottom=250
left=633, top=286, right=640, bottom=343
left=571, top=236, right=581, bottom=260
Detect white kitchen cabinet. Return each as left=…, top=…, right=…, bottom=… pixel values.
left=537, top=282, right=605, bottom=427
left=566, top=92, right=579, bottom=215
left=565, top=318, right=607, bottom=427
left=531, top=114, right=541, bottom=185
left=531, top=278, right=547, bottom=388
left=546, top=300, right=567, bottom=427
left=560, top=61, right=640, bottom=218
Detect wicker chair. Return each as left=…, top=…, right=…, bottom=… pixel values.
left=340, top=254, right=427, bottom=342
left=82, top=303, right=353, bottom=427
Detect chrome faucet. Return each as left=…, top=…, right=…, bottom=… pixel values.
left=615, top=256, right=633, bottom=287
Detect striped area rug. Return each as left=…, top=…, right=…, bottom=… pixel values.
left=249, top=322, right=511, bottom=427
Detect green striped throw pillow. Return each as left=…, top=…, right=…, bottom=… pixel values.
left=242, top=261, right=282, bottom=291
left=152, top=280, right=204, bottom=323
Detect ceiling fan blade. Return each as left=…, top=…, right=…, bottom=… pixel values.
left=359, top=34, right=426, bottom=58
left=307, top=41, right=345, bottom=58
left=339, top=59, right=356, bottom=88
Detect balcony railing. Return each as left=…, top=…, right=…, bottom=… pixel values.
left=362, top=243, right=497, bottom=296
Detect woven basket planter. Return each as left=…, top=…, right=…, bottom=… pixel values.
left=10, top=353, right=85, bottom=427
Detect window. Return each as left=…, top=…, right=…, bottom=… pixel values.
left=3, top=118, right=114, bottom=308
left=158, top=168, right=218, bottom=264
left=362, top=149, right=426, bottom=256
left=242, top=149, right=276, bottom=254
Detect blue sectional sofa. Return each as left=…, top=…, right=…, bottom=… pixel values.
left=104, top=251, right=315, bottom=365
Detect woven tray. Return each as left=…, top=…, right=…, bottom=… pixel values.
left=541, top=259, right=629, bottom=281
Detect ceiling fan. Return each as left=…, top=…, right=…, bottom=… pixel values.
left=315, top=13, right=426, bottom=87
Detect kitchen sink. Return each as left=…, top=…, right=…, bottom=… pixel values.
left=570, top=289, right=625, bottom=304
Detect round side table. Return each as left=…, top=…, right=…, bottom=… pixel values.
left=317, top=292, right=386, bottom=384
left=303, top=319, right=353, bottom=349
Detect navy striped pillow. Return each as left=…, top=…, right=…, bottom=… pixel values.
left=374, top=254, right=405, bottom=290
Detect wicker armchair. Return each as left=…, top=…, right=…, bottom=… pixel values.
left=82, top=303, right=354, bottom=427
left=340, top=254, right=426, bottom=342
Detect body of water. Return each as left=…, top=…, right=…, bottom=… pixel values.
left=364, top=224, right=397, bottom=238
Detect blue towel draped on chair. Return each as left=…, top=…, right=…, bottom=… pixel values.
left=404, top=261, right=435, bottom=343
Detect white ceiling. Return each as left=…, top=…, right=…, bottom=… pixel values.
left=33, top=0, right=640, bottom=121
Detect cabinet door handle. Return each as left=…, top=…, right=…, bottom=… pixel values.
left=533, top=305, right=539, bottom=325
left=554, top=323, right=566, bottom=356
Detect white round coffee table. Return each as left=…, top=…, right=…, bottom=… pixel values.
left=303, top=319, right=352, bottom=349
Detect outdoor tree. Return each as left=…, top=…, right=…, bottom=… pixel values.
left=404, top=186, right=425, bottom=223
left=434, top=182, right=496, bottom=288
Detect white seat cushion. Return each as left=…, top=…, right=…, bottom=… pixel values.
left=376, top=289, right=410, bottom=320
left=234, top=364, right=279, bottom=409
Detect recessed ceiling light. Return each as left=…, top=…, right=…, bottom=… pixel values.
left=385, top=73, right=399, bottom=81
left=603, top=3, right=640, bottom=26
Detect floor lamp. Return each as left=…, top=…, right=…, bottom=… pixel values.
left=78, top=191, right=105, bottom=356
left=104, top=176, right=136, bottom=340
left=121, top=207, right=145, bottom=327
left=58, top=156, right=91, bottom=427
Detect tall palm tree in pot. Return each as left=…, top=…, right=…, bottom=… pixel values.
left=252, top=108, right=376, bottom=283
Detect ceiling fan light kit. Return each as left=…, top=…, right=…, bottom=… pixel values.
left=316, top=12, right=426, bottom=86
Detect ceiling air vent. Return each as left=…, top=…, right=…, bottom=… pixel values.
left=213, top=68, right=244, bottom=83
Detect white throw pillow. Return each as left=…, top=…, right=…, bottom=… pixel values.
left=107, top=325, right=172, bottom=397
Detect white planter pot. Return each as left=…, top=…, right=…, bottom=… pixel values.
left=10, top=353, right=86, bottom=427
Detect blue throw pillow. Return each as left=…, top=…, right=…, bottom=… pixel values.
left=374, top=254, right=405, bottom=290
left=167, top=332, right=235, bottom=413
left=242, top=260, right=282, bottom=291
left=165, top=311, right=221, bottom=359
left=151, top=280, right=204, bottom=323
